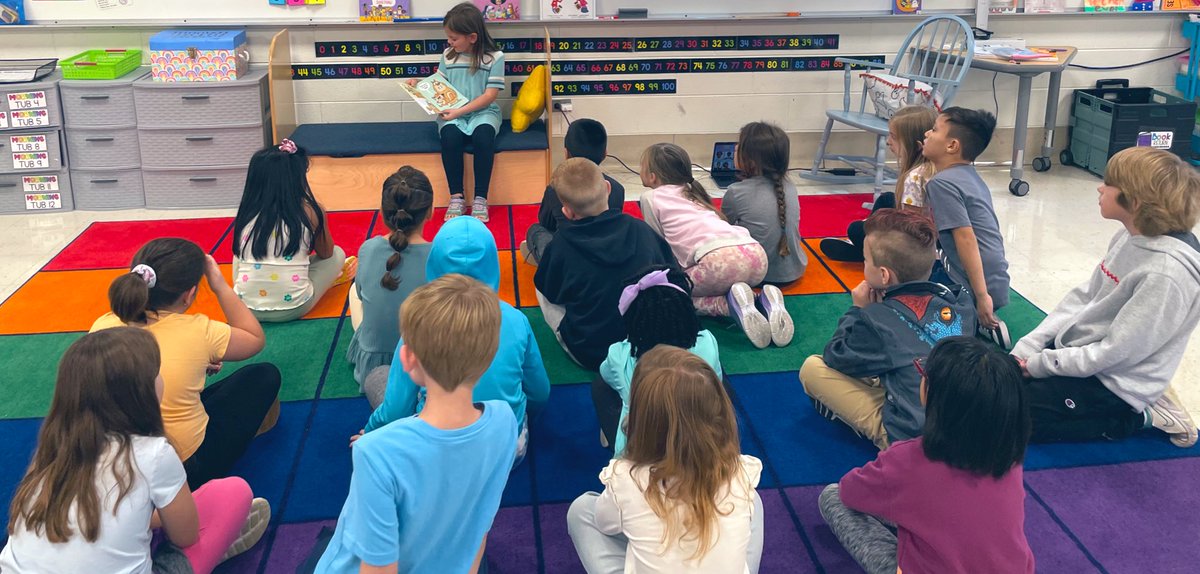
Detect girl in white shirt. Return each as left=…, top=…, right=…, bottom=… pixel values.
left=1, top=328, right=268, bottom=574
left=568, top=345, right=764, bottom=574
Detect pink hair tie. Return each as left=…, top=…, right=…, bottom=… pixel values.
left=131, top=264, right=157, bottom=288
left=279, top=139, right=298, bottom=154
left=617, top=269, right=686, bottom=316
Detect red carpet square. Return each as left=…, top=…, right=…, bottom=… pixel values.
left=213, top=211, right=376, bottom=264
left=510, top=203, right=540, bottom=246
left=377, top=207, right=515, bottom=250
left=44, top=217, right=233, bottom=271
left=799, top=193, right=872, bottom=238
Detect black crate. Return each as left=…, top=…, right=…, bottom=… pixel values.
left=1066, top=85, right=1196, bottom=177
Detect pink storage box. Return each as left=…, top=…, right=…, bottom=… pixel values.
left=149, top=29, right=249, bottom=82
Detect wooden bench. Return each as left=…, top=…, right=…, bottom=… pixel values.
left=266, top=29, right=553, bottom=211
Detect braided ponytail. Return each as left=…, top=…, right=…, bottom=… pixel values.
left=379, top=166, right=434, bottom=291
left=770, top=172, right=791, bottom=257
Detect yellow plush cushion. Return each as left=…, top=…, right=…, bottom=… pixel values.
left=511, top=64, right=547, bottom=133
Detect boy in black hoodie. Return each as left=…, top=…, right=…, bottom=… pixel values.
left=534, top=158, right=679, bottom=370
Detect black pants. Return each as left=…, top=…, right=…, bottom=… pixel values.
left=440, top=124, right=497, bottom=199
left=591, top=376, right=623, bottom=450
left=847, top=192, right=897, bottom=256
left=183, top=363, right=282, bottom=489
left=525, top=223, right=553, bottom=265
left=1028, top=375, right=1144, bottom=443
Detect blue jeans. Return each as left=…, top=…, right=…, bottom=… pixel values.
left=566, top=490, right=765, bottom=573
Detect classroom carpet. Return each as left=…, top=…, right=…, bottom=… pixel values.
left=0, top=193, right=1196, bottom=573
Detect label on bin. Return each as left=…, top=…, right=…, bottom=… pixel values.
left=1137, top=131, right=1174, bottom=150
left=12, top=152, right=49, bottom=170
left=24, top=192, right=61, bottom=211
left=7, top=91, right=47, bottom=111
left=9, top=109, right=49, bottom=128
left=10, top=135, right=47, bottom=153
left=0, top=111, right=7, bottom=129
left=22, top=175, right=59, bottom=193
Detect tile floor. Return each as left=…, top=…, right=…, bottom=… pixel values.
left=2, top=164, right=1198, bottom=419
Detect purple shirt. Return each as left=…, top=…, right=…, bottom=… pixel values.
left=839, top=438, right=1034, bottom=574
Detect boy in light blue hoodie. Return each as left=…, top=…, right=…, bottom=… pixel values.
left=361, top=217, right=551, bottom=461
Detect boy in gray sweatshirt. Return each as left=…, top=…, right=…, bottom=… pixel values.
left=1012, top=147, right=1200, bottom=447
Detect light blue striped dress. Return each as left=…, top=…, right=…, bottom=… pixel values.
left=436, top=49, right=505, bottom=136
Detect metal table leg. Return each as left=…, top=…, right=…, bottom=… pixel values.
left=1008, top=74, right=1033, bottom=197
left=1031, top=69, right=1063, bottom=174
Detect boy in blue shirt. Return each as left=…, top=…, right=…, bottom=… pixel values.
left=316, top=274, right=518, bottom=574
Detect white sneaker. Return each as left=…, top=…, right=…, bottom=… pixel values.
left=1150, top=390, right=1198, bottom=448
left=726, top=282, right=771, bottom=349
left=757, top=284, right=794, bottom=347
left=445, top=195, right=465, bottom=221
left=221, top=498, right=271, bottom=562
left=472, top=197, right=489, bottom=223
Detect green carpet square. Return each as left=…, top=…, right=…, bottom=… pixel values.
left=320, top=321, right=362, bottom=400
left=214, top=318, right=342, bottom=402
left=520, top=307, right=594, bottom=385
left=998, top=289, right=1049, bottom=343
left=706, top=293, right=853, bottom=376
left=0, top=331, right=85, bottom=419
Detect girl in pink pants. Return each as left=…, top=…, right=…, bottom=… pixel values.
left=0, top=328, right=269, bottom=574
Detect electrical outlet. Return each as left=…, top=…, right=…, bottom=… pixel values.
left=553, top=99, right=573, bottom=112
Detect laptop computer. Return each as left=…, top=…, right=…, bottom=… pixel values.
left=710, top=141, right=738, bottom=189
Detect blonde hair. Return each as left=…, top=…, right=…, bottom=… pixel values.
left=552, top=157, right=608, bottom=217
left=1106, top=147, right=1200, bottom=236
left=890, top=106, right=938, bottom=196
left=624, top=346, right=744, bottom=562
left=399, top=274, right=500, bottom=390
left=642, top=143, right=724, bottom=220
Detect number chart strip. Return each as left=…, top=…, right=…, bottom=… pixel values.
left=315, top=34, right=839, bottom=58
left=291, top=55, right=884, bottom=81
left=512, top=79, right=677, bottom=96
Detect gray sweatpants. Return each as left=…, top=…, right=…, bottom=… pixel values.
left=817, top=484, right=898, bottom=574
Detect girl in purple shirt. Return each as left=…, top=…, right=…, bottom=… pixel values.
left=819, top=336, right=1035, bottom=574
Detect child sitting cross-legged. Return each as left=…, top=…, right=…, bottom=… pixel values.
left=1013, top=147, right=1200, bottom=448
left=358, top=216, right=550, bottom=465
left=593, top=265, right=722, bottom=455
left=800, top=208, right=976, bottom=449
left=820, top=336, right=1034, bottom=574
left=569, top=345, right=763, bottom=574
left=316, top=274, right=518, bottom=574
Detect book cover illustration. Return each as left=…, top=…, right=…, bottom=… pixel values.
left=892, top=0, right=921, bottom=15
left=543, top=0, right=595, bottom=19
left=474, top=0, right=520, bottom=20
left=1162, top=0, right=1200, bottom=9
left=1024, top=0, right=1065, bottom=12
left=1084, top=0, right=1126, bottom=11
left=988, top=0, right=1018, bottom=13
left=360, top=0, right=411, bottom=22
left=401, top=73, right=469, bottom=115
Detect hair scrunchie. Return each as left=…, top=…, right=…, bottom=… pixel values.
left=131, top=264, right=157, bottom=289
left=617, top=269, right=686, bottom=316
left=279, top=138, right=298, bottom=154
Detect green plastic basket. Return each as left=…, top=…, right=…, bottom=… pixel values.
left=61, top=49, right=143, bottom=80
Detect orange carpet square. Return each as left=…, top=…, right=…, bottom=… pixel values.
left=775, top=259, right=847, bottom=295
left=0, top=269, right=123, bottom=335
left=804, top=239, right=865, bottom=289
left=498, top=250, right=518, bottom=308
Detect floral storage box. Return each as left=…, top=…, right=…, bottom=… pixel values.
left=149, top=30, right=248, bottom=82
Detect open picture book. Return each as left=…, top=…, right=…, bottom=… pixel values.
left=400, top=72, right=470, bottom=115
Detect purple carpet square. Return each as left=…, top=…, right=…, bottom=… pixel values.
left=256, top=521, right=334, bottom=573
left=1022, top=485, right=1101, bottom=573
left=212, top=524, right=274, bottom=573
left=762, top=488, right=824, bottom=573
left=1026, top=458, right=1200, bottom=573
left=537, top=502, right=585, bottom=574
left=782, top=485, right=862, bottom=573
left=487, top=506, right=540, bottom=574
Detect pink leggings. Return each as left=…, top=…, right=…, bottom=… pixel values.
left=686, top=243, right=769, bottom=316
left=182, top=477, right=253, bottom=574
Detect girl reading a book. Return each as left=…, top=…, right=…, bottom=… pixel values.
left=407, top=2, right=505, bottom=223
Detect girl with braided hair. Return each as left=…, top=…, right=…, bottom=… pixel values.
left=722, top=121, right=808, bottom=285
left=592, top=265, right=722, bottom=455
left=347, top=166, right=434, bottom=396
left=640, top=142, right=793, bottom=349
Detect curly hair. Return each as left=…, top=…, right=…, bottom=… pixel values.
left=622, top=266, right=701, bottom=358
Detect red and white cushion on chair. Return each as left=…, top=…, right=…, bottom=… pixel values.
left=860, top=72, right=945, bottom=119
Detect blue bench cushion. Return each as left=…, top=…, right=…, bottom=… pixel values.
left=289, top=119, right=548, bottom=158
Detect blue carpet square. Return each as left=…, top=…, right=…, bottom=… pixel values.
left=228, top=401, right=311, bottom=512
left=282, top=397, right=370, bottom=523
left=0, top=417, right=44, bottom=546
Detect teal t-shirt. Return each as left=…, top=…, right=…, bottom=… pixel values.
left=315, top=400, right=517, bottom=574
left=347, top=237, right=432, bottom=386
left=436, top=49, right=505, bottom=136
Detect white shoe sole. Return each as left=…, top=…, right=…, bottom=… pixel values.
left=760, top=285, right=794, bottom=347
left=222, top=498, right=271, bottom=562
left=729, top=283, right=771, bottom=349
left=1152, top=391, right=1198, bottom=448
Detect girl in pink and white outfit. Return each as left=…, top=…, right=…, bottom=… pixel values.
left=639, top=143, right=793, bottom=349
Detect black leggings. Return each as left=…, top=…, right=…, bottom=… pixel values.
left=591, top=376, right=623, bottom=450
left=440, top=124, right=497, bottom=199
left=847, top=192, right=897, bottom=255
left=1027, top=374, right=1144, bottom=443
left=183, top=363, right=282, bottom=488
